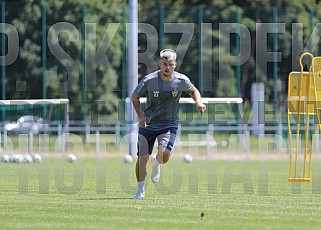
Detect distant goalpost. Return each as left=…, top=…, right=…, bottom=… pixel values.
left=0, top=98, right=69, bottom=123
left=0, top=98, right=69, bottom=153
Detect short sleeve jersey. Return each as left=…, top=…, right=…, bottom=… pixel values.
left=134, top=70, right=196, bottom=130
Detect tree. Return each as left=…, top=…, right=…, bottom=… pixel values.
left=3, top=0, right=124, bottom=121
left=1, top=0, right=319, bottom=121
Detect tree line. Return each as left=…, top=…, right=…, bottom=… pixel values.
left=0, top=0, right=319, bottom=120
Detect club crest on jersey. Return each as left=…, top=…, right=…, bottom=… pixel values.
left=172, top=89, right=178, bottom=97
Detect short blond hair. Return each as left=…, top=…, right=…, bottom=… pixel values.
left=160, top=49, right=177, bottom=61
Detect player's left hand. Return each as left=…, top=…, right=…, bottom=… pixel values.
left=196, top=103, right=206, bottom=115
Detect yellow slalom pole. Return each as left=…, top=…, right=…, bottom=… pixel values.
left=303, top=71, right=311, bottom=179
left=288, top=52, right=314, bottom=182
left=288, top=111, right=294, bottom=180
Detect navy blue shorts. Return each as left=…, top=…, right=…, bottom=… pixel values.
left=137, top=127, right=178, bottom=155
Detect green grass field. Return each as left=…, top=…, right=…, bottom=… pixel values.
left=0, top=156, right=321, bottom=229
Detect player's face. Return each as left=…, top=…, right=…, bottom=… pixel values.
left=159, top=59, right=176, bottom=77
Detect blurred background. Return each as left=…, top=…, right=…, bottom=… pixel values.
left=0, top=0, right=319, bottom=154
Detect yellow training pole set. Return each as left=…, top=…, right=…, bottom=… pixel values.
left=288, top=52, right=321, bottom=182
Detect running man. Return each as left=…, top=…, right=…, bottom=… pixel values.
left=131, top=49, right=206, bottom=199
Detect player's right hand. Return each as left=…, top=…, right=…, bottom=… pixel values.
left=139, top=114, right=150, bottom=127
